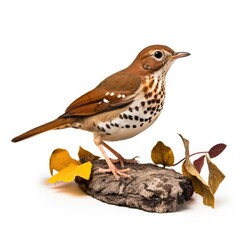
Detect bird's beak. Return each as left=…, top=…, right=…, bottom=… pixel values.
left=170, top=52, right=190, bottom=60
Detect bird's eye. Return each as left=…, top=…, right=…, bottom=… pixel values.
left=153, top=50, right=164, bottom=59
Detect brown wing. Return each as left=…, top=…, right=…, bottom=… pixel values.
left=60, top=72, right=142, bottom=117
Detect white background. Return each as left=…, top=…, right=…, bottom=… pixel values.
left=1, top=0, right=239, bottom=239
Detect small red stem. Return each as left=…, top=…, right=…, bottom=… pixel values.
left=173, top=151, right=208, bottom=166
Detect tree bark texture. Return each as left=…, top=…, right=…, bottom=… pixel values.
left=75, top=160, right=193, bottom=213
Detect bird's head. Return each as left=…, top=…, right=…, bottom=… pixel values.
left=128, top=45, right=190, bottom=74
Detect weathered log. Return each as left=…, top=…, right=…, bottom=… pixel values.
left=75, top=160, right=193, bottom=213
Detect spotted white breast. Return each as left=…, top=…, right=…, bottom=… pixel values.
left=93, top=69, right=167, bottom=141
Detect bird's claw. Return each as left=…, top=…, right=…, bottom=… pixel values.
left=98, top=167, right=131, bottom=180
left=110, top=156, right=139, bottom=167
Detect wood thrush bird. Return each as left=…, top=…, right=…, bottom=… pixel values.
left=12, top=45, right=190, bottom=179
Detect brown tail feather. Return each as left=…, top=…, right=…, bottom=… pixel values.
left=12, top=118, right=75, bottom=142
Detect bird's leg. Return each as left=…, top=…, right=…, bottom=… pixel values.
left=94, top=139, right=131, bottom=180
left=101, top=141, right=138, bottom=168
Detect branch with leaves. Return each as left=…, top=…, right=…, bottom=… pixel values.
left=151, top=134, right=226, bottom=207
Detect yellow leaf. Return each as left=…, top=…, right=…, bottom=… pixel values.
left=206, top=155, right=225, bottom=194
left=49, top=148, right=80, bottom=175
left=179, top=134, right=215, bottom=207
left=48, top=162, right=92, bottom=184
left=78, top=146, right=100, bottom=162
left=151, top=141, right=174, bottom=167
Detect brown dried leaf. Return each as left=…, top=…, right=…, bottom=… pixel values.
left=182, top=164, right=215, bottom=207
left=206, top=155, right=225, bottom=194
left=78, top=146, right=100, bottom=162
left=193, top=155, right=205, bottom=173
left=208, top=143, right=227, bottom=158
left=151, top=141, right=174, bottom=167
left=179, top=134, right=215, bottom=207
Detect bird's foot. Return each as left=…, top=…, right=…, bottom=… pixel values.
left=95, top=141, right=134, bottom=179
left=98, top=166, right=131, bottom=180
left=110, top=156, right=139, bottom=168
